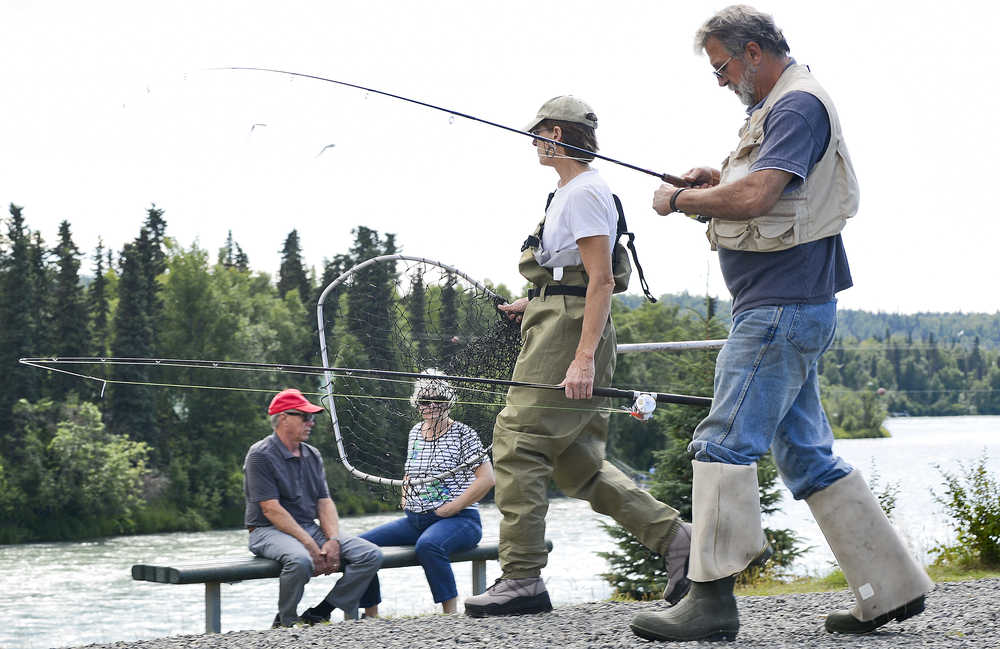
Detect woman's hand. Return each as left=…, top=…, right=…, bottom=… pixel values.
left=400, top=476, right=411, bottom=510
left=497, top=297, right=529, bottom=323
left=434, top=501, right=459, bottom=517
left=560, top=353, right=596, bottom=400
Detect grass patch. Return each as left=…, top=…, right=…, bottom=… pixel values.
left=736, top=570, right=846, bottom=597
left=830, top=424, right=890, bottom=439
left=735, top=564, right=1000, bottom=597
left=610, top=562, right=1000, bottom=602
left=926, top=563, right=1000, bottom=582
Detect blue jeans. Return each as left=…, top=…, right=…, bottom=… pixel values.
left=689, top=301, right=852, bottom=500
left=358, top=508, right=482, bottom=606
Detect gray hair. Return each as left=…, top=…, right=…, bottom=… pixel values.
left=269, top=413, right=281, bottom=429
left=410, top=368, right=457, bottom=409
left=694, top=5, right=790, bottom=57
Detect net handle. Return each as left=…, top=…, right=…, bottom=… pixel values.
left=316, top=254, right=506, bottom=486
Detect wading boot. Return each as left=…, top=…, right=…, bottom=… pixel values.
left=825, top=595, right=926, bottom=633
left=630, top=461, right=770, bottom=642
left=633, top=576, right=738, bottom=641
left=807, top=470, right=933, bottom=634
left=662, top=521, right=692, bottom=605
left=464, top=577, right=552, bottom=617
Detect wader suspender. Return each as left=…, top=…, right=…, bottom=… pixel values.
left=521, top=193, right=657, bottom=303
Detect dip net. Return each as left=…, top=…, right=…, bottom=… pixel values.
left=316, top=254, right=522, bottom=489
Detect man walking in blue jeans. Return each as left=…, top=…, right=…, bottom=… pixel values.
left=630, top=5, right=932, bottom=642
left=244, top=388, right=382, bottom=627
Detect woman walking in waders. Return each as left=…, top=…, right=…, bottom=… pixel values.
left=464, top=96, right=691, bottom=617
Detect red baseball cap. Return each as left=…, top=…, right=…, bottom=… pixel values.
left=268, top=388, right=324, bottom=415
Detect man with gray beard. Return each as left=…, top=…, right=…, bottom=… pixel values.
left=629, top=5, right=932, bottom=642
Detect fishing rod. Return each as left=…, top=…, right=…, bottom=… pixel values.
left=19, top=356, right=712, bottom=408
left=216, top=66, right=694, bottom=187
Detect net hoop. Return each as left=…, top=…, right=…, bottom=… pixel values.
left=316, top=254, right=507, bottom=487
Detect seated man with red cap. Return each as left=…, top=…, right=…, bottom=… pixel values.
left=244, top=388, right=383, bottom=627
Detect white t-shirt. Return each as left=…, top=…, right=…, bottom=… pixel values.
left=535, top=169, right=617, bottom=274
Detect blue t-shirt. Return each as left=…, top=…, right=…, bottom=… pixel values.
left=719, top=67, right=853, bottom=315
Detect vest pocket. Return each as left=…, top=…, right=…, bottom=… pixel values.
left=752, top=217, right=798, bottom=251
left=711, top=217, right=799, bottom=252
left=711, top=220, right=750, bottom=249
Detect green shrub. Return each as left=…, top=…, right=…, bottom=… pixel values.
left=866, top=460, right=899, bottom=521
left=932, top=452, right=1000, bottom=568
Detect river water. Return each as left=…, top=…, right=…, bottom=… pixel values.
left=1, top=416, right=998, bottom=649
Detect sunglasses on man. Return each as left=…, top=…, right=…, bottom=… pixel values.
left=284, top=411, right=317, bottom=423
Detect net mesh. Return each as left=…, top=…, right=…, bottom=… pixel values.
left=318, top=256, right=522, bottom=489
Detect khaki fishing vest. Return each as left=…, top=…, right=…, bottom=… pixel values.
left=708, top=64, right=860, bottom=252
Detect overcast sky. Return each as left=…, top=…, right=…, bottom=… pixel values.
left=2, top=0, right=996, bottom=314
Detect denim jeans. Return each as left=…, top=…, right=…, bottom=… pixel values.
left=358, top=507, right=482, bottom=606
left=689, top=301, right=852, bottom=500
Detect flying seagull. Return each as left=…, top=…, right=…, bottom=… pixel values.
left=316, top=144, right=336, bottom=157
left=249, top=123, right=267, bottom=133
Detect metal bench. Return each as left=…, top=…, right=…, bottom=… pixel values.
left=132, top=540, right=552, bottom=633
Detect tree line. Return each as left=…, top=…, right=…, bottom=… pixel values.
left=0, top=203, right=403, bottom=543
left=1, top=202, right=998, bottom=544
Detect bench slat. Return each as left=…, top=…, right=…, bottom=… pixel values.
left=132, top=542, right=553, bottom=585
left=131, top=540, right=552, bottom=634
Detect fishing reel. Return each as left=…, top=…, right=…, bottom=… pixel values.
left=627, top=392, right=658, bottom=421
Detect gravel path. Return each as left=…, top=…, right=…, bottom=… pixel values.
left=74, top=579, right=998, bottom=649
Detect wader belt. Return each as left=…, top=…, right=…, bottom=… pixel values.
left=527, top=285, right=587, bottom=299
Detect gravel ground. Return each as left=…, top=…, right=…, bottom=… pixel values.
left=73, top=579, right=998, bottom=649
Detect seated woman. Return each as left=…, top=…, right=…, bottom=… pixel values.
left=359, top=370, right=495, bottom=615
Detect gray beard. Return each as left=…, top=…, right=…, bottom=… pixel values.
left=735, top=64, right=758, bottom=106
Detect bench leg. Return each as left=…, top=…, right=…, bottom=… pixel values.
left=472, top=559, right=487, bottom=595
left=205, top=582, right=221, bottom=633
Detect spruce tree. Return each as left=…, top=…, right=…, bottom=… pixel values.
left=50, top=221, right=90, bottom=398
left=219, top=230, right=236, bottom=268
left=137, top=207, right=167, bottom=343
left=407, top=267, right=429, bottom=363
left=218, top=230, right=250, bottom=272
left=277, top=229, right=315, bottom=363
left=346, top=227, right=398, bottom=373
left=0, top=204, right=40, bottom=409
left=29, top=231, right=54, bottom=363
left=234, top=244, right=249, bottom=272
left=89, top=239, right=111, bottom=357
left=277, top=229, right=311, bottom=302
left=142, top=204, right=168, bottom=275
left=110, top=240, right=157, bottom=452
left=439, top=273, right=460, bottom=359
left=315, top=253, right=351, bottom=360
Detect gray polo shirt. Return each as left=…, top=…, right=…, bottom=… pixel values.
left=243, top=433, right=332, bottom=528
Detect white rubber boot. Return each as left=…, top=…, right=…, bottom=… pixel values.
left=630, top=461, right=771, bottom=642
left=807, top=469, right=933, bottom=633
left=687, top=461, right=771, bottom=582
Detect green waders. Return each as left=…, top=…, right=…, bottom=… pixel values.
left=493, top=243, right=681, bottom=578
